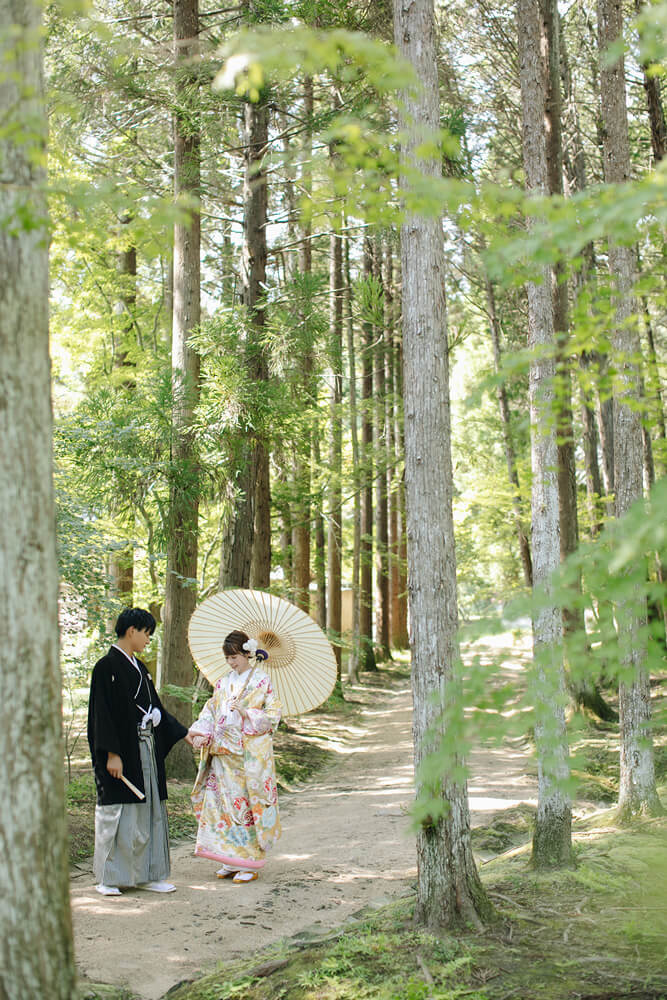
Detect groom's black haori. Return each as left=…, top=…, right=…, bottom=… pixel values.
left=87, top=607, right=189, bottom=892
left=88, top=645, right=186, bottom=805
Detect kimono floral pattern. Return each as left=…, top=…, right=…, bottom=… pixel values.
left=191, top=668, right=282, bottom=867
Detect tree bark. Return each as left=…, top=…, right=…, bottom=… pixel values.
left=219, top=443, right=255, bottom=589
left=292, top=458, right=311, bottom=610
left=162, top=0, right=201, bottom=778
left=345, top=234, right=363, bottom=680
left=275, top=464, right=293, bottom=590
left=109, top=224, right=137, bottom=606
left=250, top=437, right=271, bottom=588
left=0, top=1, right=76, bottom=991
left=395, top=0, right=490, bottom=929
left=560, top=27, right=607, bottom=536
left=243, top=85, right=271, bottom=589
left=386, top=239, right=402, bottom=649
left=597, top=0, right=661, bottom=818
left=545, top=0, right=580, bottom=596
left=327, top=216, right=344, bottom=680
left=587, top=25, right=617, bottom=503
left=280, top=119, right=308, bottom=606
left=518, top=0, right=572, bottom=867
left=312, top=428, right=327, bottom=627
left=359, top=239, right=377, bottom=671
left=292, top=80, right=315, bottom=611
left=596, top=384, right=615, bottom=498
left=359, top=237, right=377, bottom=671
left=225, top=8, right=271, bottom=589
left=579, top=354, right=605, bottom=537
left=394, top=335, right=410, bottom=650
left=374, top=235, right=391, bottom=662
left=548, top=2, right=613, bottom=720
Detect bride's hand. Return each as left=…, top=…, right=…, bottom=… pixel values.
left=190, top=732, right=211, bottom=749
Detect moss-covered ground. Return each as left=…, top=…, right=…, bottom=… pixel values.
left=142, top=803, right=666, bottom=1000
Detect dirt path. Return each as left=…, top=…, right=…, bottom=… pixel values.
left=71, top=666, right=536, bottom=999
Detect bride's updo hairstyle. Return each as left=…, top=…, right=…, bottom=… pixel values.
left=222, top=630, right=250, bottom=656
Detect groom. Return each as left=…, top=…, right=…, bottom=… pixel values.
left=87, top=607, right=194, bottom=895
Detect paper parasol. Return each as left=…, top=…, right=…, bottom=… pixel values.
left=188, top=589, right=338, bottom=715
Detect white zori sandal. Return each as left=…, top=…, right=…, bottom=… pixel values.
left=137, top=881, right=176, bottom=893
left=95, top=884, right=122, bottom=896
left=233, top=871, right=258, bottom=884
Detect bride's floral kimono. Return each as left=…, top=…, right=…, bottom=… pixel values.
left=190, top=666, right=281, bottom=872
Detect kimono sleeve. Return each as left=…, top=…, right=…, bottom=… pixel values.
left=244, top=676, right=282, bottom=735
left=87, top=659, right=122, bottom=762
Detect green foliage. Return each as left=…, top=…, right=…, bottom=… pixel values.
left=211, top=5, right=667, bottom=306
left=162, top=683, right=208, bottom=708
left=635, top=0, right=667, bottom=68
left=414, top=476, right=667, bottom=826
left=44, top=0, right=667, bottom=854
left=451, top=320, right=531, bottom=613
left=483, top=171, right=667, bottom=285
left=215, top=25, right=416, bottom=100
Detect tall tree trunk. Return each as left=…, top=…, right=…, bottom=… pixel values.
left=219, top=443, right=255, bottom=589
left=597, top=0, right=661, bottom=818
left=345, top=234, right=362, bottom=679
left=0, top=1, right=76, bottom=991
left=327, top=219, right=344, bottom=681
left=226, top=6, right=271, bottom=589
left=251, top=438, right=271, bottom=588
left=546, top=0, right=578, bottom=583
left=275, top=464, right=293, bottom=591
left=244, top=85, right=271, bottom=589
left=588, top=34, right=617, bottom=503
left=549, top=3, right=613, bottom=721
left=394, top=334, right=410, bottom=649
left=360, top=237, right=377, bottom=671
left=312, top=427, right=327, bottom=627
left=395, top=0, right=490, bottom=929
left=113, top=225, right=138, bottom=372
left=280, top=121, right=303, bottom=604
left=162, top=0, right=201, bottom=777
left=292, top=77, right=315, bottom=611
left=292, top=455, right=311, bottom=609
left=597, top=382, right=615, bottom=498
left=374, top=235, right=391, bottom=661
left=580, top=354, right=605, bottom=537
left=518, top=0, right=572, bottom=867
left=109, top=225, right=137, bottom=606
left=560, top=27, right=606, bottom=536
left=386, top=239, right=401, bottom=649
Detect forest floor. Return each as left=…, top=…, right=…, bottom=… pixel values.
left=69, top=632, right=667, bottom=1000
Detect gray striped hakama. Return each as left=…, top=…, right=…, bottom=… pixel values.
left=93, top=725, right=171, bottom=887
